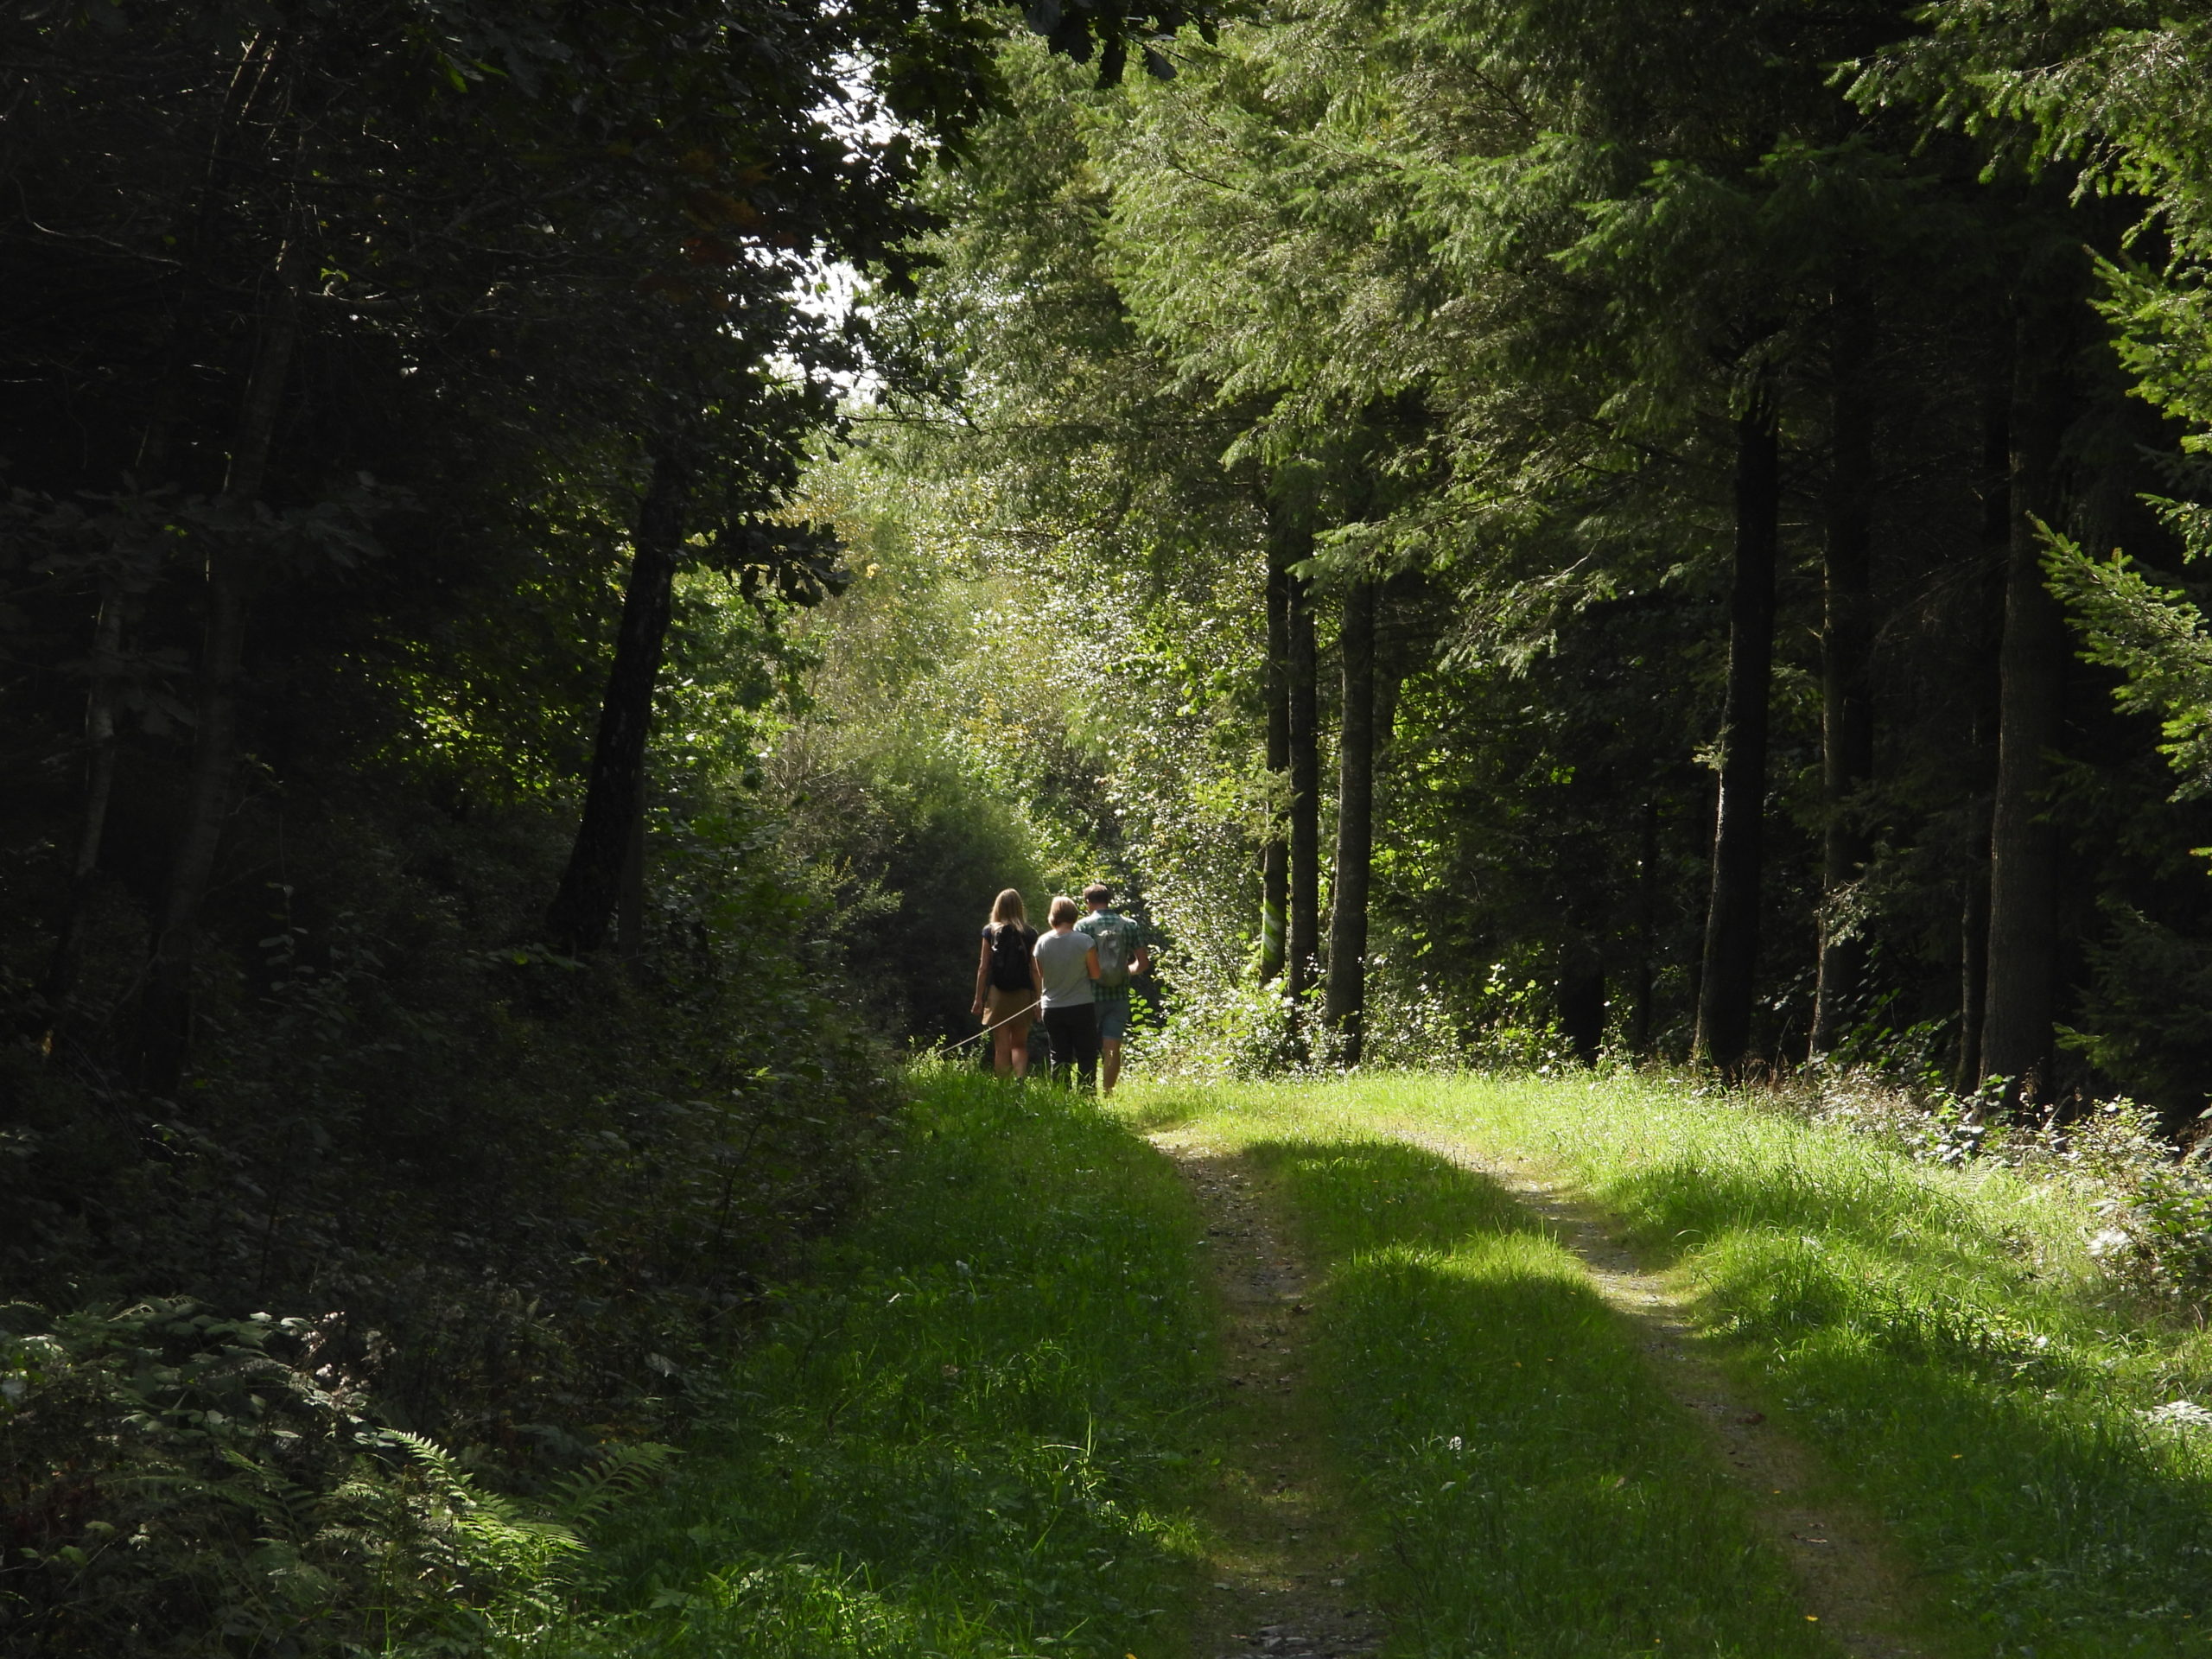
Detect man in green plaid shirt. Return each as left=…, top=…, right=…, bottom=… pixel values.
left=1076, top=883, right=1150, bottom=1096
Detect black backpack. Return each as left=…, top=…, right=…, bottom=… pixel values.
left=988, top=924, right=1034, bottom=989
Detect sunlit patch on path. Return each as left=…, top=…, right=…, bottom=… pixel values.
left=1139, top=1093, right=1956, bottom=1658
left=1149, top=1130, right=1382, bottom=1659
left=1395, top=1128, right=1936, bottom=1659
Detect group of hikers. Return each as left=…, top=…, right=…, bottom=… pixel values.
left=971, top=883, right=1150, bottom=1093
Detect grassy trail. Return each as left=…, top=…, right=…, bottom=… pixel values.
left=510, top=1069, right=2212, bottom=1659
left=1146, top=1131, right=1380, bottom=1658
left=1398, top=1132, right=1928, bottom=1651
left=1133, top=1073, right=2212, bottom=1659
left=1144, top=1108, right=1865, bottom=1659
left=509, top=1071, right=1217, bottom=1658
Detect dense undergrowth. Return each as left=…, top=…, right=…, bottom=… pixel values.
left=1131, top=1072, right=2212, bottom=1657
left=1, top=788, right=899, bottom=1655
left=510, top=1067, right=1212, bottom=1658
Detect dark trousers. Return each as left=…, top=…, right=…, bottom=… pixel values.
left=1042, top=1003, right=1100, bottom=1091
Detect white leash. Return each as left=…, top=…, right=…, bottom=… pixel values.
left=944, top=1000, right=1039, bottom=1052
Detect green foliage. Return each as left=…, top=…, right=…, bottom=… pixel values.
left=2103, top=1160, right=2212, bottom=1300
left=0, top=1300, right=675, bottom=1654
left=760, top=461, right=1071, bottom=1040
left=2050, top=534, right=2212, bottom=801
left=2061, top=903, right=2212, bottom=1120
left=0, top=767, right=904, bottom=1651
left=511, top=1067, right=1213, bottom=1658
left=1135, top=976, right=1304, bottom=1080
left=830, top=1, right=2010, bottom=1084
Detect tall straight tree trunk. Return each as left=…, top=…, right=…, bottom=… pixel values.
left=1259, top=507, right=1293, bottom=983
left=1956, top=805, right=1992, bottom=1094
left=42, top=588, right=127, bottom=1052
left=1980, top=302, right=2071, bottom=1103
left=137, top=244, right=304, bottom=1091
left=1954, top=382, right=2011, bottom=1095
left=1810, top=289, right=1878, bottom=1058
left=1285, top=514, right=1320, bottom=1012
left=1324, top=575, right=1377, bottom=1060
left=616, top=763, right=648, bottom=961
left=1694, top=387, right=1782, bottom=1075
left=1629, top=798, right=1659, bottom=1056
left=137, top=29, right=284, bottom=487
left=1558, top=949, right=1606, bottom=1067
left=547, top=452, right=690, bottom=953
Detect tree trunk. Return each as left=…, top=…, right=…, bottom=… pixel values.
left=1954, top=381, right=2010, bottom=1096
left=547, top=451, right=689, bottom=954
left=1286, top=514, right=1320, bottom=1013
left=1259, top=508, right=1292, bottom=984
left=1324, top=575, right=1376, bottom=1060
left=137, top=244, right=304, bottom=1091
left=1955, top=813, right=1992, bottom=1096
left=1694, top=388, right=1782, bottom=1075
left=1629, top=798, right=1659, bottom=1056
left=41, top=588, right=127, bottom=1053
left=1980, top=301, right=2071, bottom=1104
left=616, top=761, right=647, bottom=961
left=1558, top=948, right=1606, bottom=1068
left=137, top=28, right=285, bottom=487
left=1809, top=291, right=1877, bottom=1059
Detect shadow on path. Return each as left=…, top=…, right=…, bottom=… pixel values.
left=1387, top=1131, right=1938, bottom=1658
left=1242, top=1132, right=1935, bottom=1659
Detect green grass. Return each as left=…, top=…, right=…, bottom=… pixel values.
left=507, top=1069, right=1214, bottom=1658
left=1192, top=1129, right=1839, bottom=1657
left=1128, top=1071, right=2212, bottom=1658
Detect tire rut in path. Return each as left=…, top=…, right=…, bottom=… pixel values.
left=1149, top=1131, right=1380, bottom=1659
left=1394, top=1128, right=1938, bottom=1659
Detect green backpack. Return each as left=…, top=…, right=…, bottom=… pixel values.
left=1089, top=914, right=1135, bottom=989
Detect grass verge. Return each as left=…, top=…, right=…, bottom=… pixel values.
left=504, top=1067, right=1212, bottom=1658
left=1129, top=1072, right=2212, bottom=1658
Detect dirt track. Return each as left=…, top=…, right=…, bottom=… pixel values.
left=1150, top=1132, right=1382, bottom=1659
left=1397, top=1129, right=1936, bottom=1659
left=1152, top=1123, right=1940, bottom=1659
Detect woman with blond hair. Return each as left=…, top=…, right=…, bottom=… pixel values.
left=972, top=888, right=1042, bottom=1077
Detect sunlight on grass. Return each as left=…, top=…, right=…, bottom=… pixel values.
left=1277, top=1139, right=1840, bottom=1656
left=1131, top=1071, right=2212, bottom=1657
left=509, top=1069, right=1213, bottom=1658
left=1150, top=1103, right=1841, bottom=1656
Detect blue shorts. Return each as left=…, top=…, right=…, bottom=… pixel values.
left=1093, top=985, right=1132, bottom=1042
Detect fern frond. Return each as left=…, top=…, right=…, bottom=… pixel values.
left=546, top=1441, right=679, bottom=1533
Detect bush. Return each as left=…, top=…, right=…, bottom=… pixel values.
left=0, top=781, right=899, bottom=1654
left=1133, top=967, right=1300, bottom=1080
left=1135, top=952, right=1473, bottom=1079
left=1789, top=1071, right=2212, bottom=1306
left=767, top=723, right=1058, bottom=1050
left=0, top=1298, right=676, bottom=1655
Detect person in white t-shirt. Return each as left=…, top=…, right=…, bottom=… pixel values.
left=1033, top=895, right=1100, bottom=1090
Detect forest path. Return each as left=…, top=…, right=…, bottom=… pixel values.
left=1392, top=1128, right=1939, bottom=1659
left=1151, top=1119, right=1940, bottom=1659
left=1147, top=1130, right=1382, bottom=1659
